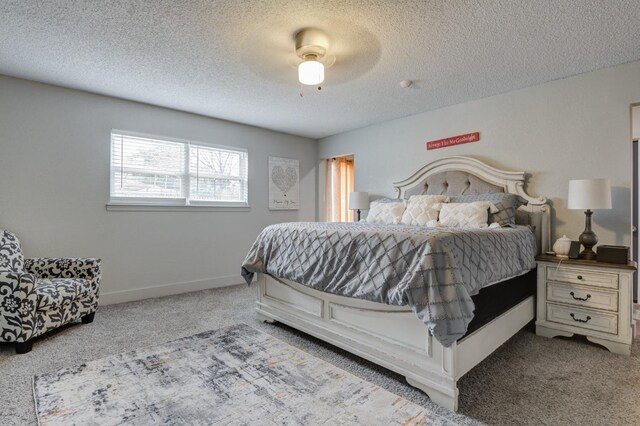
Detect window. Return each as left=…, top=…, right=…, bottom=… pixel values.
left=109, top=131, right=248, bottom=207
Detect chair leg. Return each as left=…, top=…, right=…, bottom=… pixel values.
left=82, top=312, right=96, bottom=324
left=15, top=340, right=33, bottom=354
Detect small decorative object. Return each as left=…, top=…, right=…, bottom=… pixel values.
left=426, top=132, right=479, bottom=150
left=552, top=235, right=572, bottom=258
left=568, top=241, right=581, bottom=259
left=567, top=178, right=612, bottom=260
left=348, top=192, right=369, bottom=221
left=596, top=245, right=631, bottom=264
left=269, top=157, right=299, bottom=210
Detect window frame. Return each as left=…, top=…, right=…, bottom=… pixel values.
left=107, top=130, right=250, bottom=211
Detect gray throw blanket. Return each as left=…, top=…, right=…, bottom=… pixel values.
left=241, top=222, right=536, bottom=346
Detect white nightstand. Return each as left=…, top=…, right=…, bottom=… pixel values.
left=535, top=254, right=636, bottom=356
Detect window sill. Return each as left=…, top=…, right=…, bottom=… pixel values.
left=106, top=203, right=251, bottom=212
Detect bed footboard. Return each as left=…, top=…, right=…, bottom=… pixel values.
left=255, top=273, right=535, bottom=411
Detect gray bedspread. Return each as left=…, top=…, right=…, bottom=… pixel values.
left=241, top=222, right=536, bottom=347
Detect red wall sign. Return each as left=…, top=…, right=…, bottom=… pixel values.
left=426, top=132, right=480, bottom=150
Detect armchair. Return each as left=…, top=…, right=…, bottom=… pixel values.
left=0, top=230, right=100, bottom=353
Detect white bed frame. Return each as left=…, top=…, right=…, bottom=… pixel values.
left=255, top=156, right=550, bottom=411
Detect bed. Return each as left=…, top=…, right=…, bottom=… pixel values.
left=242, top=156, right=550, bottom=411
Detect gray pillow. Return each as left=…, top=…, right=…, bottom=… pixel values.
left=450, top=193, right=526, bottom=226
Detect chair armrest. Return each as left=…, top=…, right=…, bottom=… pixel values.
left=25, top=258, right=101, bottom=281
left=0, top=271, right=38, bottom=342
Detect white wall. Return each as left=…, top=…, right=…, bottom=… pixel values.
left=320, top=60, right=640, bottom=247
left=0, top=75, right=317, bottom=304
left=634, top=105, right=640, bottom=140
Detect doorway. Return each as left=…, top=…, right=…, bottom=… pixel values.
left=324, top=155, right=354, bottom=222
left=633, top=104, right=639, bottom=303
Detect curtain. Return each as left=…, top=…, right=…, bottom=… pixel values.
left=325, top=157, right=354, bottom=222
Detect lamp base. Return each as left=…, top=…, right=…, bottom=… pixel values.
left=578, top=245, right=597, bottom=260
left=578, top=210, right=598, bottom=260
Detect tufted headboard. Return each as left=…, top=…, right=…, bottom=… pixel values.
left=393, top=156, right=551, bottom=254
left=403, top=170, right=504, bottom=197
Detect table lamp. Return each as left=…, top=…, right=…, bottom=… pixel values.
left=349, top=192, right=369, bottom=222
left=567, top=178, right=612, bottom=260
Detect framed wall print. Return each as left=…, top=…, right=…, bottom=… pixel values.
left=268, top=156, right=299, bottom=210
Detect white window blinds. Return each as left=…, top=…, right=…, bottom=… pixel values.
left=110, top=131, right=248, bottom=206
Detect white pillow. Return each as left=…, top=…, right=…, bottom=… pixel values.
left=438, top=201, right=499, bottom=228
left=366, top=200, right=405, bottom=224
left=401, top=195, right=450, bottom=226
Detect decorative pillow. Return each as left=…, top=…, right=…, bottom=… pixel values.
left=401, top=195, right=449, bottom=226
left=424, top=219, right=501, bottom=229
left=438, top=201, right=499, bottom=228
left=450, top=193, right=525, bottom=226
left=0, top=230, right=25, bottom=272
left=366, top=199, right=405, bottom=224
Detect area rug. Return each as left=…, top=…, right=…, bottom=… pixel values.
left=33, top=323, right=457, bottom=425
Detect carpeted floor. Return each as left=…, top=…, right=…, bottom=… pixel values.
left=1, top=284, right=638, bottom=425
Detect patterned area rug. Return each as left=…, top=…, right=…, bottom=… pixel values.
left=33, top=324, right=457, bottom=425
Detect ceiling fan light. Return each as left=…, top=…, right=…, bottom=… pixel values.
left=298, top=60, right=324, bottom=85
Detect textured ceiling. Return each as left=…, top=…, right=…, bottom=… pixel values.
left=1, top=1, right=640, bottom=139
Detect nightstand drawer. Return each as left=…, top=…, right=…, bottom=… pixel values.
left=546, top=303, right=617, bottom=335
left=546, top=282, right=618, bottom=312
left=546, top=266, right=618, bottom=289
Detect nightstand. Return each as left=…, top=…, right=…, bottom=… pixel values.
left=535, top=254, right=636, bottom=356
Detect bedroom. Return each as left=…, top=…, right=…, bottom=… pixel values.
left=1, top=1, right=639, bottom=425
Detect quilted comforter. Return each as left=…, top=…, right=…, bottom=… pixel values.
left=241, top=222, right=536, bottom=346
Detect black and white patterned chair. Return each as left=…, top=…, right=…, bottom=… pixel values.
left=0, top=230, right=100, bottom=354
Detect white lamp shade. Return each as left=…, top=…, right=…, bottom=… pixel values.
left=567, top=178, right=612, bottom=210
left=349, top=192, right=369, bottom=210
left=298, top=60, right=324, bottom=85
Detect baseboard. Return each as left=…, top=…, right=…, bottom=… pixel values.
left=99, top=275, right=247, bottom=306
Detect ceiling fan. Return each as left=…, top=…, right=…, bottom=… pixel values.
left=293, top=28, right=336, bottom=89
left=239, top=21, right=379, bottom=92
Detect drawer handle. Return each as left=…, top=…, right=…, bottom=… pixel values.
left=570, top=313, right=591, bottom=323
left=570, top=292, right=591, bottom=302
left=577, top=275, right=583, bottom=280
